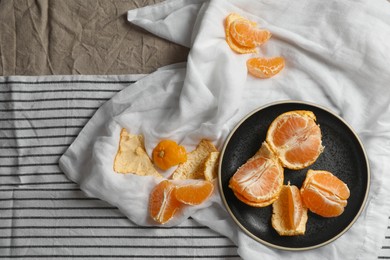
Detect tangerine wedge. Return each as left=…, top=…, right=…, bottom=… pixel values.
left=272, top=183, right=308, bottom=236
left=266, top=110, right=324, bottom=170
left=175, top=180, right=214, bottom=205
left=229, top=19, right=271, bottom=48
left=149, top=180, right=182, bottom=224
left=300, top=170, right=350, bottom=217
left=225, top=13, right=258, bottom=54
left=247, top=57, right=285, bottom=79
left=229, top=142, right=284, bottom=207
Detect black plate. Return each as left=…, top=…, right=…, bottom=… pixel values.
left=219, top=101, right=370, bottom=251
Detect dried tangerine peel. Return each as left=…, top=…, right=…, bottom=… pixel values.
left=300, top=170, right=350, bottom=217
left=149, top=180, right=182, bottom=224
left=266, top=110, right=324, bottom=170
left=201, top=151, right=220, bottom=181
left=172, top=139, right=218, bottom=180
left=229, top=142, right=284, bottom=207
left=225, top=13, right=257, bottom=54
left=114, top=128, right=162, bottom=178
left=272, top=184, right=308, bottom=236
left=247, top=57, right=285, bottom=79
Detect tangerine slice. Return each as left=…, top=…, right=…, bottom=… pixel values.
left=300, top=170, right=350, bottom=217
left=229, top=142, right=284, bottom=207
left=247, top=57, right=285, bottom=79
left=272, top=184, right=308, bottom=236
left=175, top=180, right=214, bottom=205
left=266, top=110, right=324, bottom=169
left=229, top=19, right=271, bottom=48
left=149, top=180, right=182, bottom=224
left=225, top=13, right=257, bottom=54
left=232, top=189, right=276, bottom=207
left=286, top=184, right=304, bottom=229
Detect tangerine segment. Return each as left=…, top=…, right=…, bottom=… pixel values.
left=152, top=140, right=187, bottom=171
left=286, top=184, right=304, bottom=229
left=175, top=180, right=214, bottom=205
left=247, top=57, right=285, bottom=79
left=300, top=170, right=350, bottom=217
left=272, top=184, right=308, bottom=236
left=232, top=189, right=277, bottom=207
left=225, top=13, right=257, bottom=54
left=229, top=142, right=284, bottom=207
left=266, top=110, right=324, bottom=169
left=229, top=19, right=271, bottom=48
left=149, top=180, right=182, bottom=224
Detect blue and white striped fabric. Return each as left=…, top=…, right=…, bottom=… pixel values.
left=0, top=75, right=239, bottom=259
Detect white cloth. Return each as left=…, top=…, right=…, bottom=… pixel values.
left=60, top=0, right=390, bottom=258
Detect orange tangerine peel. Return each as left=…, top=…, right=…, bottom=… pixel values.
left=152, top=140, right=187, bottom=171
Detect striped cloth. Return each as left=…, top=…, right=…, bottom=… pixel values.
left=0, top=75, right=239, bottom=259
left=380, top=217, right=390, bottom=260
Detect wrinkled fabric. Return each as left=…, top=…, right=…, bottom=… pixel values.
left=0, top=0, right=188, bottom=75
left=60, top=0, right=390, bottom=259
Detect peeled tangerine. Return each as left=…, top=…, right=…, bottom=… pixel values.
left=229, top=142, right=284, bottom=207
left=300, top=170, right=350, bottom=218
left=266, top=110, right=324, bottom=170
left=272, top=183, right=308, bottom=236
left=149, top=179, right=214, bottom=224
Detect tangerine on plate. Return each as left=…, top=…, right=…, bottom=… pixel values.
left=225, top=13, right=258, bottom=54
left=272, top=183, right=308, bottom=236
left=229, top=19, right=271, bottom=48
left=175, top=180, right=214, bottom=205
left=229, top=142, right=284, bottom=207
left=266, top=110, right=324, bottom=170
left=247, top=57, right=285, bottom=79
left=300, top=169, right=350, bottom=217
left=152, top=140, right=187, bottom=171
left=149, top=180, right=182, bottom=224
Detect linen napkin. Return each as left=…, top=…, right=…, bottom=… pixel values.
left=60, top=0, right=390, bottom=258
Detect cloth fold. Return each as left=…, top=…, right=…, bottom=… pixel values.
left=60, top=0, right=390, bottom=258
left=127, top=0, right=207, bottom=48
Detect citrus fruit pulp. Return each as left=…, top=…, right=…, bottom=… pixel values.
left=149, top=180, right=182, bottom=224
left=175, top=180, right=214, bottom=205
left=229, top=142, right=284, bottom=207
left=266, top=110, right=324, bottom=170
left=301, top=169, right=350, bottom=217
left=272, top=184, right=308, bottom=236
left=247, top=57, right=285, bottom=79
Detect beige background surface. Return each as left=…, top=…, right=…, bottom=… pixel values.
left=0, top=0, right=189, bottom=76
